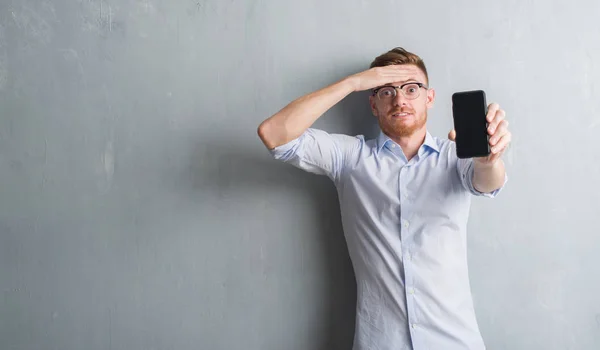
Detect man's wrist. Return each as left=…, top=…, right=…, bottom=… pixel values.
left=341, top=75, right=359, bottom=93
left=474, top=157, right=503, bottom=169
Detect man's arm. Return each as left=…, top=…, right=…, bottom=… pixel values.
left=257, top=78, right=355, bottom=149
left=257, top=65, right=416, bottom=150
left=473, top=102, right=511, bottom=192
left=473, top=159, right=506, bottom=193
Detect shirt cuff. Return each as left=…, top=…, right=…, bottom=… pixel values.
left=473, top=172, right=508, bottom=198
left=268, top=134, right=303, bottom=160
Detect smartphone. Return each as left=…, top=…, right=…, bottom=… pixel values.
left=451, top=90, right=490, bottom=159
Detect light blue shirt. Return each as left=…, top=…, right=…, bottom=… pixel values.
left=269, top=128, right=507, bottom=350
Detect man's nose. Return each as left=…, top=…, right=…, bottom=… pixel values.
left=393, top=90, right=409, bottom=106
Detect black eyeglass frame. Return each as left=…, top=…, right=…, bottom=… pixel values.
left=372, top=82, right=429, bottom=98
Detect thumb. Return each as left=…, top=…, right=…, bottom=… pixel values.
left=448, top=129, right=456, bottom=141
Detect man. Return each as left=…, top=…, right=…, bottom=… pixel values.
left=257, top=47, right=511, bottom=350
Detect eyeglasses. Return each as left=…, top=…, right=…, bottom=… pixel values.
left=372, top=82, right=428, bottom=101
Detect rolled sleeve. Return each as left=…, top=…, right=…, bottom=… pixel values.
left=269, top=135, right=302, bottom=160
left=268, top=128, right=361, bottom=183
left=458, top=158, right=508, bottom=198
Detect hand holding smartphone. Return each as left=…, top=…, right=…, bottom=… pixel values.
left=451, top=90, right=490, bottom=159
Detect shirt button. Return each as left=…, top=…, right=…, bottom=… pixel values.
left=411, top=323, right=418, bottom=329
left=391, top=144, right=396, bottom=148
left=403, top=220, right=410, bottom=228
left=409, top=288, right=415, bottom=294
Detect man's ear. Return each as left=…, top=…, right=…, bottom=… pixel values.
left=426, top=88, right=436, bottom=109
left=369, top=95, right=378, bottom=116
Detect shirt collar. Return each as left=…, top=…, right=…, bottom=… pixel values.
left=376, top=129, right=440, bottom=154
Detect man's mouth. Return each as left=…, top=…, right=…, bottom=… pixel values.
left=391, top=112, right=412, bottom=118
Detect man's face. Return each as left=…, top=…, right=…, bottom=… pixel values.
left=369, top=65, right=435, bottom=138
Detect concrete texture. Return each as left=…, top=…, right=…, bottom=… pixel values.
left=1, top=0, right=599, bottom=349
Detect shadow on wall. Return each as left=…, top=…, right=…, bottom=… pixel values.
left=182, top=65, right=379, bottom=349
left=332, top=88, right=380, bottom=139
left=184, top=137, right=356, bottom=349
left=298, top=62, right=381, bottom=140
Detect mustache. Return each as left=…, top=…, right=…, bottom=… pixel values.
left=389, top=108, right=415, bottom=115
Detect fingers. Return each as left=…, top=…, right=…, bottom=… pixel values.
left=362, top=66, right=410, bottom=91
left=448, top=129, right=456, bottom=141
left=484, top=103, right=511, bottom=156
left=487, top=104, right=505, bottom=136
left=490, top=130, right=511, bottom=154
left=489, top=119, right=509, bottom=146
left=378, top=65, right=422, bottom=81
left=380, top=64, right=420, bottom=74
left=486, top=103, right=500, bottom=123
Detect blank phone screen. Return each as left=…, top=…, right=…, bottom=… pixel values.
left=452, top=91, right=489, bottom=158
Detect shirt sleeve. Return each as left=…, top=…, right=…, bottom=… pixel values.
left=268, top=128, right=362, bottom=183
left=457, top=157, right=508, bottom=198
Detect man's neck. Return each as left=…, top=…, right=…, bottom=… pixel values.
left=388, top=128, right=427, bottom=161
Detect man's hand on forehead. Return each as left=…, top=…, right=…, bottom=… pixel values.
left=386, top=65, right=426, bottom=84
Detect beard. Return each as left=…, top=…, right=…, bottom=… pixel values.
left=378, top=108, right=427, bottom=137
